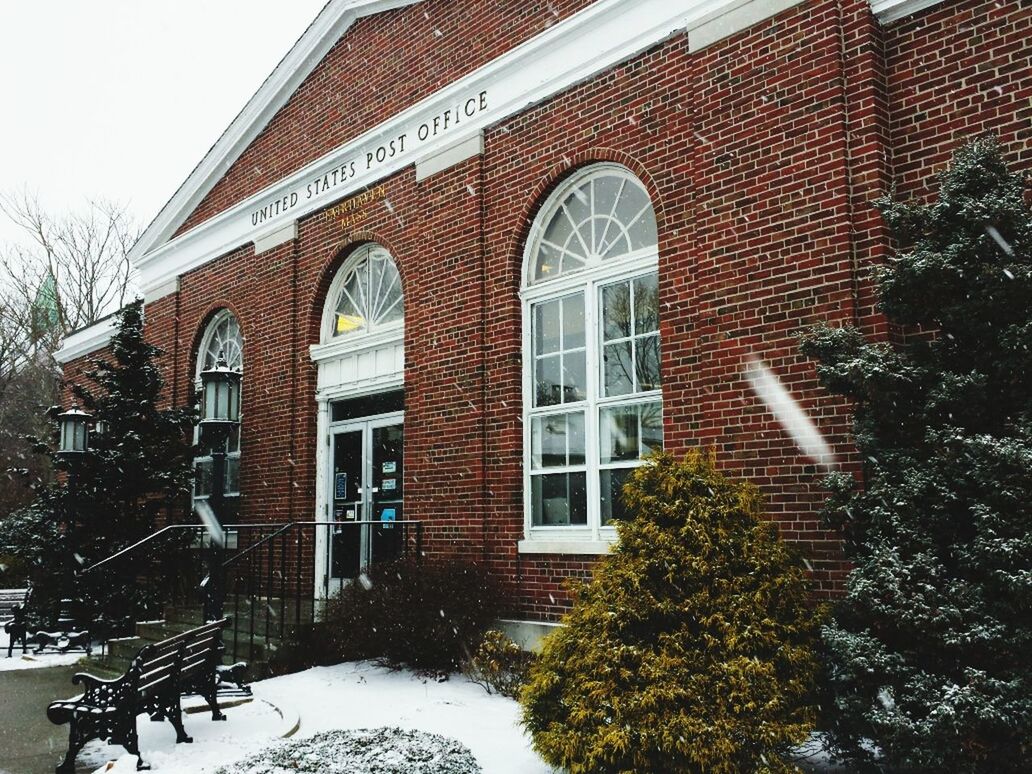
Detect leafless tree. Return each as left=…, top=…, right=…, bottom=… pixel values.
left=0, top=189, right=138, bottom=338
left=0, top=191, right=140, bottom=521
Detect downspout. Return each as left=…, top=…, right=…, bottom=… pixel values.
left=479, top=144, right=489, bottom=564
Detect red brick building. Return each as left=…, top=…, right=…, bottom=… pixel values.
left=55, top=0, right=1032, bottom=640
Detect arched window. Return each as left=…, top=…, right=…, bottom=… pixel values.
left=194, top=309, right=243, bottom=501
left=322, top=244, right=403, bottom=342
left=523, top=165, right=662, bottom=540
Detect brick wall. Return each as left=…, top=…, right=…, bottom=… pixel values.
left=60, top=0, right=1032, bottom=621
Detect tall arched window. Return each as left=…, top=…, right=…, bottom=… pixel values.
left=522, top=165, right=662, bottom=541
left=194, top=310, right=243, bottom=501
left=322, top=244, right=403, bottom=342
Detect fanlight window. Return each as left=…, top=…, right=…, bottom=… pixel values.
left=328, top=244, right=403, bottom=339
left=529, top=167, right=657, bottom=283
left=198, top=311, right=243, bottom=372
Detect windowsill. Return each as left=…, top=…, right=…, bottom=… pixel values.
left=517, top=537, right=616, bottom=555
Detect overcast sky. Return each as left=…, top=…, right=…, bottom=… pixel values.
left=0, top=1, right=328, bottom=248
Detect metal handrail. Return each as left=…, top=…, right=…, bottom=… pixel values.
left=221, top=522, right=423, bottom=569
left=221, top=520, right=422, bottom=569
left=81, top=522, right=292, bottom=574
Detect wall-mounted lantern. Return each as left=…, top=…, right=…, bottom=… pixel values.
left=57, top=406, right=91, bottom=456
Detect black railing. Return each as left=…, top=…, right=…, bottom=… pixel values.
left=82, top=519, right=423, bottom=665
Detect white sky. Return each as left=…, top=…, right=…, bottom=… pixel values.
left=0, top=1, right=328, bottom=248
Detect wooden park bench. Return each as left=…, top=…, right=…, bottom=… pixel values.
left=46, top=618, right=239, bottom=773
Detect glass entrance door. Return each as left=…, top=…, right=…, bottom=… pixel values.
left=327, top=414, right=404, bottom=591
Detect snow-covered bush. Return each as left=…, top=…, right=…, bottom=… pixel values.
left=212, top=727, right=482, bottom=774
left=323, top=557, right=508, bottom=673
left=520, top=451, right=819, bottom=774
left=463, top=629, right=535, bottom=699
left=802, top=135, right=1032, bottom=772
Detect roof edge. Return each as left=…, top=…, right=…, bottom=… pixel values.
left=129, top=0, right=422, bottom=264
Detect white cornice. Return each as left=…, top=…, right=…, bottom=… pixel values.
left=130, top=0, right=422, bottom=264
left=133, top=0, right=832, bottom=294
left=870, top=0, right=947, bottom=23
left=54, top=316, right=119, bottom=364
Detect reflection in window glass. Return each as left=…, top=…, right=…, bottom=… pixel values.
left=532, top=292, right=586, bottom=407
left=531, top=472, right=587, bottom=526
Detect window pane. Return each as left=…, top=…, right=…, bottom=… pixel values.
left=531, top=412, right=585, bottom=468
left=225, top=456, right=240, bottom=495
left=194, top=459, right=213, bottom=498
left=562, top=295, right=585, bottom=350
left=603, top=340, right=633, bottom=397
left=563, top=351, right=587, bottom=403
left=532, top=415, right=567, bottom=468
left=531, top=472, right=587, bottom=526
left=334, top=266, right=367, bottom=336
left=600, top=405, right=640, bottom=463
left=600, top=467, right=634, bottom=525
left=641, top=401, right=664, bottom=455
left=567, top=412, right=585, bottom=466
left=636, top=334, right=661, bottom=392
left=535, top=355, right=562, bottom=407
left=542, top=205, right=579, bottom=258
left=534, top=300, right=561, bottom=356
left=633, top=273, right=659, bottom=335
left=602, top=282, right=631, bottom=341
left=628, top=206, right=658, bottom=252
left=373, top=257, right=403, bottom=326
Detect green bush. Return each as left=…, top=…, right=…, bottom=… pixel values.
left=322, top=557, right=508, bottom=673
left=801, top=136, right=1032, bottom=771
left=463, top=629, right=536, bottom=699
left=520, top=451, right=819, bottom=774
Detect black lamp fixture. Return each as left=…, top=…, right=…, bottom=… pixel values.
left=57, top=406, right=91, bottom=455
left=199, top=354, right=242, bottom=438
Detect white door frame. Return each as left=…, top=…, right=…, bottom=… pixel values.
left=316, top=408, right=404, bottom=598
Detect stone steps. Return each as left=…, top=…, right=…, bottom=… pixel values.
left=85, top=596, right=318, bottom=680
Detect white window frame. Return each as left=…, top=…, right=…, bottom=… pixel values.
left=320, top=243, right=404, bottom=345
left=193, top=309, right=243, bottom=502
left=519, top=165, right=661, bottom=554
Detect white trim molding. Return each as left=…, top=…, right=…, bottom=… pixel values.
left=132, top=0, right=816, bottom=296
left=54, top=316, right=119, bottom=364
left=870, top=0, right=947, bottom=23
left=517, top=538, right=616, bottom=556
left=131, top=0, right=422, bottom=267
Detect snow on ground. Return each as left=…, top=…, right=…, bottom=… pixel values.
left=87, top=661, right=558, bottom=774
left=0, top=627, right=83, bottom=671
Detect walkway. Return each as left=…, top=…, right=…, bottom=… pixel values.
left=0, top=664, right=94, bottom=774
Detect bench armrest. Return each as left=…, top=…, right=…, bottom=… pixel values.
left=73, top=671, right=133, bottom=705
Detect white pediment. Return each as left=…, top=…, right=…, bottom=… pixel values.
left=129, top=0, right=423, bottom=266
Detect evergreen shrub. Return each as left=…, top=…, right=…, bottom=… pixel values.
left=463, top=629, right=536, bottom=699
left=322, top=557, right=508, bottom=673
left=520, top=451, right=819, bottom=774
left=801, top=136, right=1032, bottom=772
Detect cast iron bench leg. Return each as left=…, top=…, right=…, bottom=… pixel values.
left=55, top=717, right=90, bottom=774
